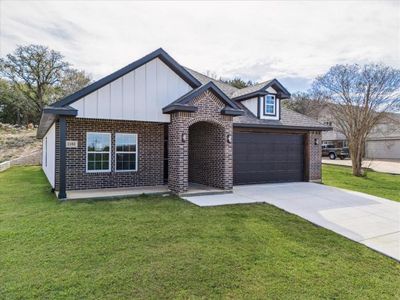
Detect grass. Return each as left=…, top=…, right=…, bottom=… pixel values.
left=1, top=167, right=399, bottom=299
left=322, top=164, right=400, bottom=202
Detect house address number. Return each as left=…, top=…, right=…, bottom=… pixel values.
left=66, top=140, right=78, bottom=148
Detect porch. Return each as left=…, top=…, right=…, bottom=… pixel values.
left=57, top=185, right=169, bottom=200
left=56, top=183, right=228, bottom=200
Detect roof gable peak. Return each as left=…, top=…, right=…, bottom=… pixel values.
left=163, top=81, right=243, bottom=116
left=51, top=48, right=201, bottom=108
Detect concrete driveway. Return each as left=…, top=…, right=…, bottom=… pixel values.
left=182, top=183, right=400, bottom=260
left=322, top=158, right=400, bottom=174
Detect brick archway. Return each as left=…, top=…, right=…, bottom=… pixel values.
left=167, top=91, right=233, bottom=194
left=188, top=121, right=226, bottom=189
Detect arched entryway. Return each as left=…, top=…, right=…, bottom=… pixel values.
left=167, top=90, right=234, bottom=194
left=188, top=121, right=226, bottom=189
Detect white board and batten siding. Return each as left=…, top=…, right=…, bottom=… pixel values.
left=70, top=58, right=192, bottom=123
left=241, top=97, right=258, bottom=116
left=42, top=123, right=56, bottom=188
left=241, top=86, right=280, bottom=121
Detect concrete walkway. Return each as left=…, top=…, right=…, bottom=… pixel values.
left=322, top=158, right=400, bottom=174
left=182, top=183, right=400, bottom=260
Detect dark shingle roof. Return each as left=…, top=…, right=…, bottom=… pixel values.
left=185, top=68, right=328, bottom=130
left=163, top=82, right=243, bottom=115
left=184, top=67, right=239, bottom=98
left=231, top=81, right=273, bottom=98
left=234, top=102, right=331, bottom=130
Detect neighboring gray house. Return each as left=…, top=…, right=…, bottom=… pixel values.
left=37, top=48, right=330, bottom=200
left=318, top=106, right=400, bottom=159
left=364, top=113, right=400, bottom=159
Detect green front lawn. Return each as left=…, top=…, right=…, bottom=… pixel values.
left=1, top=167, right=399, bottom=299
left=322, top=164, right=400, bottom=202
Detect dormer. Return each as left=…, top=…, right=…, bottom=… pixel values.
left=231, top=79, right=290, bottom=120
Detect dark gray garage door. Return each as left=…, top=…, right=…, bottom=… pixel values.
left=233, top=132, right=305, bottom=185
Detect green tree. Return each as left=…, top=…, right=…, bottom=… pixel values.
left=282, top=91, right=326, bottom=119
left=221, top=77, right=256, bottom=89
left=57, top=68, right=91, bottom=98
left=0, top=45, right=91, bottom=124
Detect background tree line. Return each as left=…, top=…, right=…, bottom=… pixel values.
left=0, top=45, right=91, bottom=125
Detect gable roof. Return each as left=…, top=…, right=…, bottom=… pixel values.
left=184, top=68, right=239, bottom=98
left=231, top=79, right=291, bottom=100
left=184, top=68, right=290, bottom=101
left=163, top=82, right=243, bottom=116
left=51, top=48, right=202, bottom=108
left=234, top=101, right=331, bottom=131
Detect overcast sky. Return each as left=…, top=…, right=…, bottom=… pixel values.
left=1, top=1, right=399, bottom=92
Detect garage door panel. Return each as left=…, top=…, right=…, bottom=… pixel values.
left=233, top=132, right=304, bottom=184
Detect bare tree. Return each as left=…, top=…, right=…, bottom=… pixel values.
left=313, top=64, right=400, bottom=176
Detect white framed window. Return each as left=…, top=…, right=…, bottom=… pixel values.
left=264, top=95, right=276, bottom=115
left=115, top=133, right=138, bottom=172
left=86, top=132, right=111, bottom=172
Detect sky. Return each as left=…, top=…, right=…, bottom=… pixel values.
left=1, top=0, right=399, bottom=92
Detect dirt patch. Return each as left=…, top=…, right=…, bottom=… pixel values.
left=0, top=123, right=41, bottom=163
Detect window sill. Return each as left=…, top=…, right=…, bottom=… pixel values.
left=86, top=170, right=111, bottom=174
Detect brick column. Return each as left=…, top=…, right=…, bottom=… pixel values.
left=307, top=131, right=322, bottom=182
left=223, top=125, right=233, bottom=190
left=168, top=113, right=189, bottom=194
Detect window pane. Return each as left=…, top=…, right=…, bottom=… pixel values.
left=265, top=95, right=275, bottom=114
left=116, top=153, right=136, bottom=170
left=87, top=133, right=110, bottom=171
left=266, top=95, right=275, bottom=104
left=116, top=134, right=136, bottom=152
left=87, top=133, right=110, bottom=152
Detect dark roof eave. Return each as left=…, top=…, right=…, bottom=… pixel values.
left=233, top=91, right=291, bottom=102
left=165, top=81, right=242, bottom=112
left=37, top=106, right=78, bottom=139
left=233, top=79, right=291, bottom=101
left=234, top=123, right=332, bottom=131
left=42, top=106, right=78, bottom=116
left=233, top=91, right=268, bottom=101
left=221, top=108, right=244, bottom=116
left=162, top=105, right=198, bottom=113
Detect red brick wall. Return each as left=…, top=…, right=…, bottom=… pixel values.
left=307, top=131, right=322, bottom=182
left=168, top=91, right=233, bottom=194
left=57, top=118, right=164, bottom=190
left=189, top=121, right=226, bottom=188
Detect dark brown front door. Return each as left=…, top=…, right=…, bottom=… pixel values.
left=233, top=132, right=304, bottom=185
